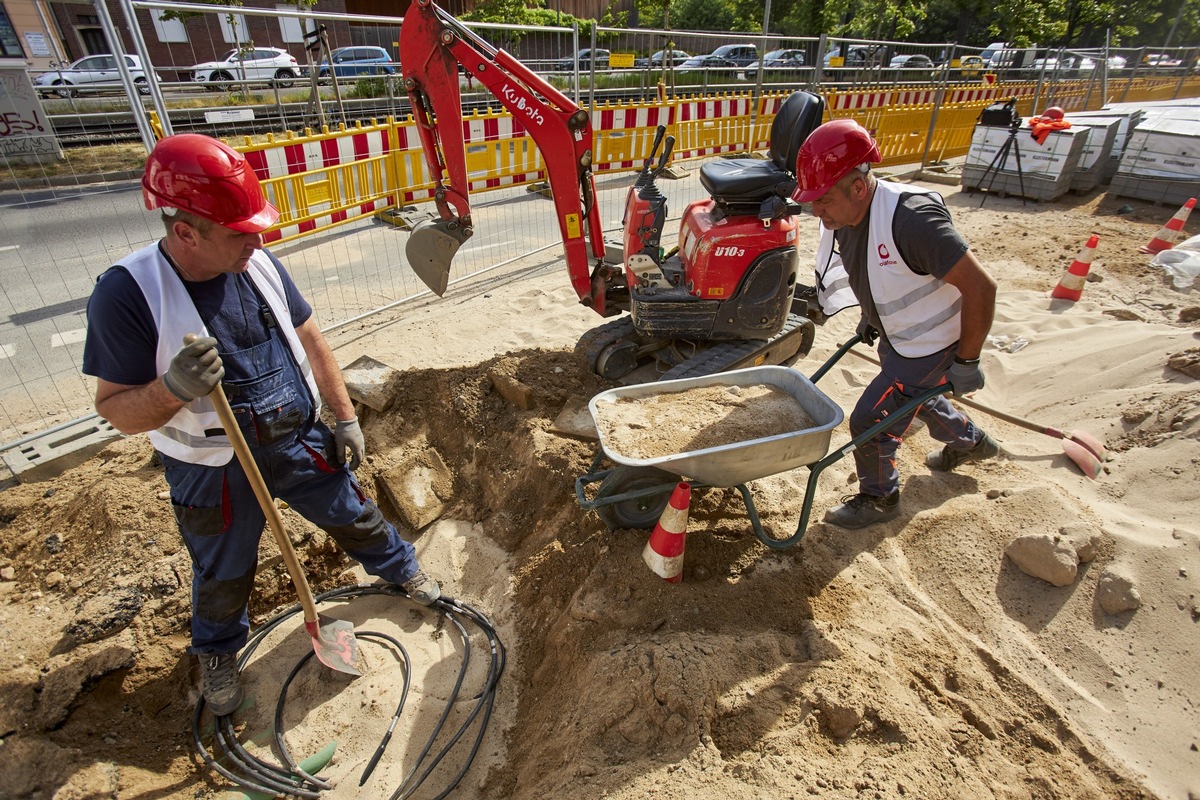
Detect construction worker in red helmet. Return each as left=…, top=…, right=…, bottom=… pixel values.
left=797, top=119, right=1000, bottom=529
left=82, top=134, right=441, bottom=716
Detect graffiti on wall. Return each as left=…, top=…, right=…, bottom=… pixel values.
left=0, top=68, right=63, bottom=162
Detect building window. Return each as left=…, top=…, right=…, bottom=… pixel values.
left=0, top=5, right=24, bottom=58
left=219, top=12, right=249, bottom=44
left=152, top=10, right=188, bottom=43
left=276, top=4, right=304, bottom=43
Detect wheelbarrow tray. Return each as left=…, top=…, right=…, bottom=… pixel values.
left=588, top=365, right=845, bottom=488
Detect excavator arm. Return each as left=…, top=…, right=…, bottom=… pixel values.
left=399, top=0, right=612, bottom=314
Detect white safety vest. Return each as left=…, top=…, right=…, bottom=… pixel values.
left=119, top=243, right=321, bottom=465
left=814, top=180, right=962, bottom=357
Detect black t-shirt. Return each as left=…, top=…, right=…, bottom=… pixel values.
left=834, top=188, right=970, bottom=328
left=82, top=245, right=312, bottom=387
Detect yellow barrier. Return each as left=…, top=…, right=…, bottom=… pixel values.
left=224, top=80, right=1200, bottom=245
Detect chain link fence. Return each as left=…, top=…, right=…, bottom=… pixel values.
left=2, top=0, right=1198, bottom=448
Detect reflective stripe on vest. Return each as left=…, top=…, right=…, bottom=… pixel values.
left=120, top=243, right=321, bottom=465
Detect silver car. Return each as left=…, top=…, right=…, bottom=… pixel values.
left=34, top=54, right=155, bottom=98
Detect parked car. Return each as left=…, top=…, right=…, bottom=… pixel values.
left=708, top=44, right=758, bottom=68
left=312, top=46, right=395, bottom=79
left=554, top=48, right=610, bottom=71
left=1143, top=53, right=1184, bottom=70
left=636, top=49, right=691, bottom=69
left=676, top=55, right=738, bottom=73
left=957, top=54, right=986, bottom=77
left=745, top=48, right=806, bottom=75
left=191, top=47, right=300, bottom=90
left=34, top=54, right=155, bottom=98
left=824, top=45, right=888, bottom=68
left=889, top=53, right=934, bottom=69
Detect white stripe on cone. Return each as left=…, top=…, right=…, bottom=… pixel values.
left=642, top=482, right=690, bottom=583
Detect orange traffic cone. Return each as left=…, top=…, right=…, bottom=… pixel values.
left=1139, top=197, right=1196, bottom=254
left=642, top=482, right=691, bottom=583
left=1050, top=234, right=1100, bottom=301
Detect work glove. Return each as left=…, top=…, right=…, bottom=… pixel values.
left=333, top=416, right=365, bottom=471
left=856, top=317, right=879, bottom=347
left=947, top=360, right=985, bottom=396
left=163, top=336, right=224, bottom=403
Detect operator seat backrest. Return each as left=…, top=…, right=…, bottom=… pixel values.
left=769, top=91, right=826, bottom=174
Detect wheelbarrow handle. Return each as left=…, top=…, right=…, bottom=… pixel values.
left=754, top=382, right=952, bottom=550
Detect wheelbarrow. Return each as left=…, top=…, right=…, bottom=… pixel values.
left=574, top=337, right=951, bottom=549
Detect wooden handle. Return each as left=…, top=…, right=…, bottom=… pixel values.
left=844, top=345, right=1064, bottom=439
left=192, top=336, right=321, bottom=626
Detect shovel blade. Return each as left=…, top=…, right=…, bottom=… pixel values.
left=405, top=218, right=473, bottom=297
left=1067, top=429, right=1108, bottom=461
left=1063, top=439, right=1104, bottom=480
left=306, top=615, right=361, bottom=676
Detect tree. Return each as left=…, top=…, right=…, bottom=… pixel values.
left=669, top=0, right=736, bottom=31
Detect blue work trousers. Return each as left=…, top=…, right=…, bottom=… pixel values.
left=164, top=334, right=419, bottom=655
left=850, top=339, right=980, bottom=498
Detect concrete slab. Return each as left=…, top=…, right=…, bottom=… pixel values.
left=342, top=354, right=400, bottom=412
left=550, top=395, right=599, bottom=441
left=378, top=446, right=454, bottom=532
left=2, top=417, right=121, bottom=483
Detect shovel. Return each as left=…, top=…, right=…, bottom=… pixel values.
left=195, top=338, right=361, bottom=676
left=846, top=346, right=1106, bottom=480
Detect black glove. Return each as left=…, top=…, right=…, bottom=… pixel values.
left=333, top=416, right=365, bottom=470
left=163, top=337, right=223, bottom=402
left=947, top=360, right=984, bottom=396
left=856, top=317, right=879, bottom=346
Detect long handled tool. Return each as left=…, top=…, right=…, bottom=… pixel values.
left=196, top=338, right=361, bottom=676
left=846, top=346, right=1106, bottom=480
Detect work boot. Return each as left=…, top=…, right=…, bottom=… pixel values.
left=823, top=491, right=900, bottom=530
left=401, top=569, right=441, bottom=606
left=198, top=652, right=243, bottom=716
left=926, top=431, right=1000, bottom=472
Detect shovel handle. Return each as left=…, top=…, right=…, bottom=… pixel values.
left=194, top=340, right=321, bottom=627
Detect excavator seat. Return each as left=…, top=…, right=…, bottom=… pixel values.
left=698, top=91, right=826, bottom=217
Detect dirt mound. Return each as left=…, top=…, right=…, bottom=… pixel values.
left=1, top=181, right=1196, bottom=799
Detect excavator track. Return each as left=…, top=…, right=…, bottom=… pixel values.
left=659, top=314, right=816, bottom=381
left=575, top=316, right=639, bottom=374
left=576, top=314, right=816, bottom=382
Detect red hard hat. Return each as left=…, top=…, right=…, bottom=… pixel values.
left=795, top=119, right=881, bottom=203
left=142, top=134, right=279, bottom=233
left=1043, top=106, right=1065, bottom=120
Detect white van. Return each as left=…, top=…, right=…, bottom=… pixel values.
left=981, top=42, right=1037, bottom=69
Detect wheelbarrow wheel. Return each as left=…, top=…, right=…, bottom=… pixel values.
left=596, top=466, right=679, bottom=531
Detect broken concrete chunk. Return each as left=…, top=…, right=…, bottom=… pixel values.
left=36, top=632, right=136, bottom=730
left=1005, top=534, right=1078, bottom=587
left=487, top=369, right=535, bottom=410
left=1060, top=523, right=1103, bottom=563
left=66, top=586, right=143, bottom=646
left=379, top=447, right=454, bottom=532
left=549, top=394, right=599, bottom=440
left=1096, top=567, right=1142, bottom=615
left=342, top=354, right=401, bottom=412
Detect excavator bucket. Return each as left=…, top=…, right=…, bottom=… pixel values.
left=405, top=218, right=473, bottom=297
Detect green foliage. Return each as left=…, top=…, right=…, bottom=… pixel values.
left=622, top=0, right=1196, bottom=48
left=669, top=0, right=735, bottom=31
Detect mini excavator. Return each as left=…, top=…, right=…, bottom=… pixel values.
left=400, top=0, right=826, bottom=381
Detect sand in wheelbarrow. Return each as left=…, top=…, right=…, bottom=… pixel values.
left=593, top=383, right=817, bottom=460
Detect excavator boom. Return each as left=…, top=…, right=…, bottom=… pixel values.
left=399, top=0, right=611, bottom=313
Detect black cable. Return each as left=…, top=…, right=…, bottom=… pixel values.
left=192, top=583, right=505, bottom=797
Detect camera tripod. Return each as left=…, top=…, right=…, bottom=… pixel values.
left=975, top=120, right=1027, bottom=208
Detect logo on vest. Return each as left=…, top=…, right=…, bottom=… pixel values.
left=877, top=243, right=896, bottom=267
